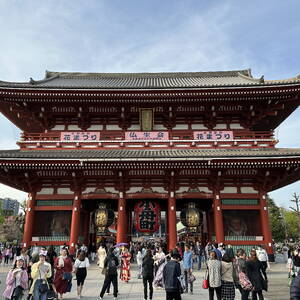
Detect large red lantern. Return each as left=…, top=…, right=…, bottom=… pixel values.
left=134, top=200, right=161, bottom=233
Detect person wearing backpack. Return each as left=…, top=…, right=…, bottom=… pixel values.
left=97, top=247, right=119, bottom=300
left=234, top=249, right=250, bottom=300
left=142, top=249, right=154, bottom=300
left=246, top=250, right=267, bottom=300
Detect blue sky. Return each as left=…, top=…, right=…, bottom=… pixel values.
left=0, top=0, right=299, bottom=207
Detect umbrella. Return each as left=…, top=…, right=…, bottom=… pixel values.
left=114, top=242, right=128, bottom=248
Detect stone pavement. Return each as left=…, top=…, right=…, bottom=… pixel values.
left=0, top=262, right=290, bottom=300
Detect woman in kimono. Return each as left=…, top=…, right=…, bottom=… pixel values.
left=120, top=246, right=131, bottom=283
left=153, top=247, right=167, bottom=288
left=53, top=248, right=73, bottom=300
left=97, top=244, right=107, bottom=271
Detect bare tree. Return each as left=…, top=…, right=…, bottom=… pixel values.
left=290, top=193, right=300, bottom=217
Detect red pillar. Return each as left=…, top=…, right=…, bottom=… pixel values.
left=116, top=193, right=128, bottom=243
left=69, top=193, right=81, bottom=255
left=23, top=193, right=36, bottom=248
left=168, top=193, right=177, bottom=251
left=260, top=194, right=273, bottom=255
left=213, top=194, right=224, bottom=244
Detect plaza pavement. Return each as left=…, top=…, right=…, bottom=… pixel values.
left=0, top=261, right=289, bottom=300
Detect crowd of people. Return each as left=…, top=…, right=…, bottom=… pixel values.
left=3, top=239, right=297, bottom=300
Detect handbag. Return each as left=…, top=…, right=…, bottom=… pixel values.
left=62, top=272, right=72, bottom=281
left=239, top=271, right=253, bottom=291
left=38, top=270, right=49, bottom=294
left=11, top=285, right=24, bottom=299
left=202, top=265, right=209, bottom=289
left=188, top=273, right=196, bottom=283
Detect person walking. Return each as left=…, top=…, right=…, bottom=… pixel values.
left=195, top=241, right=204, bottom=270
left=97, top=244, right=107, bottom=272
left=30, top=250, right=52, bottom=300
left=74, top=251, right=90, bottom=299
left=136, top=248, right=143, bottom=279
left=234, top=249, right=250, bottom=300
left=183, top=245, right=193, bottom=294
left=256, top=245, right=269, bottom=273
left=163, top=250, right=182, bottom=300
left=221, top=253, right=235, bottom=300
left=207, top=250, right=222, bottom=300
left=89, top=243, right=97, bottom=262
left=53, top=248, right=73, bottom=300
left=97, top=247, right=119, bottom=300
left=120, top=246, right=131, bottom=283
left=246, top=250, right=267, bottom=300
left=3, top=256, right=28, bottom=300
left=142, top=249, right=154, bottom=300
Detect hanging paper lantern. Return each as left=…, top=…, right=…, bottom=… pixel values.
left=134, top=200, right=161, bottom=233
left=94, top=203, right=115, bottom=233
left=180, top=202, right=202, bottom=231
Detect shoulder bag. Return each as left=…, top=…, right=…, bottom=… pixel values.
left=11, top=277, right=24, bottom=299
left=202, top=263, right=209, bottom=289
left=38, top=270, right=49, bottom=294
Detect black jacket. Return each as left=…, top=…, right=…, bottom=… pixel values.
left=291, top=274, right=300, bottom=300
left=246, top=260, right=267, bottom=292
left=104, top=253, right=119, bottom=276
left=163, top=259, right=181, bottom=292
left=142, top=256, right=154, bottom=279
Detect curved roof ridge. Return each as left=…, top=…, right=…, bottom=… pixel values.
left=265, top=75, right=300, bottom=84
left=237, top=72, right=262, bottom=83
left=45, top=69, right=251, bottom=79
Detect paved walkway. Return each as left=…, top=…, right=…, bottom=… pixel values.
left=0, top=262, right=289, bottom=299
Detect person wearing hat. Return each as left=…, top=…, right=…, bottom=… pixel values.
left=163, top=249, right=182, bottom=300
left=30, top=250, right=52, bottom=300
left=3, top=256, right=28, bottom=300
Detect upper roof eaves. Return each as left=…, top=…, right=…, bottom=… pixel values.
left=0, top=69, right=300, bottom=90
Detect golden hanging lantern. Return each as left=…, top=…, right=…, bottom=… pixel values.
left=94, top=203, right=114, bottom=233
left=180, top=202, right=202, bottom=232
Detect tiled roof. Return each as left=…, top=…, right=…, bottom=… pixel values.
left=0, top=148, right=299, bottom=161
left=0, top=69, right=300, bottom=90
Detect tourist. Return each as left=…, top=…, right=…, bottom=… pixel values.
left=256, top=245, right=269, bottom=273
left=136, top=248, right=143, bottom=279
left=53, top=248, right=73, bottom=300
left=120, top=246, right=131, bottom=283
left=292, top=249, right=300, bottom=275
left=4, top=246, right=11, bottom=265
left=290, top=272, right=300, bottom=300
left=30, top=250, right=52, bottom=300
left=221, top=253, right=235, bottom=300
left=175, top=243, right=183, bottom=259
left=163, top=250, right=182, bottom=300
left=234, top=249, right=250, bottom=300
left=218, top=243, right=226, bottom=257
left=153, top=247, right=166, bottom=288
left=97, top=244, right=107, bottom=272
left=89, top=243, right=97, bottom=262
left=18, top=248, right=30, bottom=269
left=183, top=245, right=193, bottom=294
left=80, top=244, right=88, bottom=254
left=142, top=249, right=154, bottom=300
left=195, top=241, right=204, bottom=270
left=282, top=243, right=289, bottom=263
left=3, top=256, right=28, bottom=300
left=97, top=247, right=119, bottom=300
left=207, top=250, right=222, bottom=300
left=74, top=251, right=90, bottom=299
left=213, top=243, right=223, bottom=260
left=246, top=249, right=267, bottom=300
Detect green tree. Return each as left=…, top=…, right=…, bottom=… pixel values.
left=267, top=196, right=286, bottom=241
left=284, top=210, right=300, bottom=240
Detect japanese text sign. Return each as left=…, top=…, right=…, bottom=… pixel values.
left=125, top=131, right=169, bottom=140
left=193, top=131, right=233, bottom=140
left=60, top=132, right=100, bottom=141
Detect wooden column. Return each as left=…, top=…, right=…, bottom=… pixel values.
left=116, top=192, right=128, bottom=243
left=23, top=193, right=36, bottom=248
left=168, top=192, right=177, bottom=251
left=213, top=194, right=224, bottom=243
left=260, top=194, right=273, bottom=255
left=69, top=192, right=81, bottom=255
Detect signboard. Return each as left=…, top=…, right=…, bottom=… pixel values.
left=193, top=131, right=233, bottom=140
left=125, top=131, right=169, bottom=140
left=60, top=132, right=100, bottom=141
